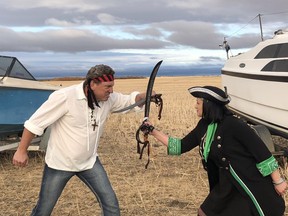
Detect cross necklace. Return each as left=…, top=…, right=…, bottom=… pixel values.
left=90, top=110, right=98, bottom=131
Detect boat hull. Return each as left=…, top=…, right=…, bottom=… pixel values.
left=222, top=73, right=288, bottom=138
left=0, top=86, right=54, bottom=137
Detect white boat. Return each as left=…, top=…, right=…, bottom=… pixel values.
left=0, top=55, right=60, bottom=138
left=221, top=29, right=288, bottom=139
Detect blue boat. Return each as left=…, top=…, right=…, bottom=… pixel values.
left=0, top=55, right=60, bottom=138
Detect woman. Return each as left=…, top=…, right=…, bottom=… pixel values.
left=145, top=86, right=286, bottom=216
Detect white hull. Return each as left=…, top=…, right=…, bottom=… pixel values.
left=222, top=75, right=288, bottom=137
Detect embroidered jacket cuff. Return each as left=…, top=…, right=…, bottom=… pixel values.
left=256, top=156, right=279, bottom=177
left=167, top=137, right=181, bottom=155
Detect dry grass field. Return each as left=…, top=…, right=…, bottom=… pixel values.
left=0, top=76, right=287, bottom=215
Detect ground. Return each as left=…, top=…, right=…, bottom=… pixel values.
left=1, top=76, right=287, bottom=215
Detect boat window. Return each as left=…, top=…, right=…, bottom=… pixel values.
left=0, top=57, right=13, bottom=76
left=261, top=60, right=288, bottom=72
left=255, top=43, right=288, bottom=58
left=277, top=43, right=288, bottom=57
left=9, top=60, right=35, bottom=80
left=0, top=56, right=36, bottom=80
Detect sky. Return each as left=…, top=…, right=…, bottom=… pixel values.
left=0, top=0, right=288, bottom=78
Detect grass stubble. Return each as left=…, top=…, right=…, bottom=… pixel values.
left=0, top=76, right=287, bottom=215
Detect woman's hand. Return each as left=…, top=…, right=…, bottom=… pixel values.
left=140, top=121, right=155, bottom=135
left=274, top=179, right=287, bottom=196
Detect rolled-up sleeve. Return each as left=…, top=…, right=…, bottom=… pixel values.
left=24, top=91, right=68, bottom=136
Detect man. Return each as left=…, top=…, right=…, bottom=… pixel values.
left=13, top=64, right=148, bottom=215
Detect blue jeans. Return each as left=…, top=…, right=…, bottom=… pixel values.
left=31, top=158, right=120, bottom=216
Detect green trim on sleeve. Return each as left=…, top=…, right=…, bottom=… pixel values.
left=256, top=156, right=279, bottom=177
left=167, top=137, right=181, bottom=155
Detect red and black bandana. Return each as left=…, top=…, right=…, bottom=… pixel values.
left=93, top=74, right=114, bottom=82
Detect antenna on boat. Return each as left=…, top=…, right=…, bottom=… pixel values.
left=219, top=38, right=231, bottom=59
left=258, top=14, right=264, bottom=41
left=224, top=86, right=228, bottom=97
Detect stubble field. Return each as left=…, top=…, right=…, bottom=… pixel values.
left=0, top=76, right=287, bottom=215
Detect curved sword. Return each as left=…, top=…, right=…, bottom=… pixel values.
left=112, top=98, right=145, bottom=113
left=143, top=60, right=163, bottom=120
left=136, top=60, right=163, bottom=169
left=112, top=94, right=163, bottom=114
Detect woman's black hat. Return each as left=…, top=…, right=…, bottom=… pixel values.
left=188, top=86, right=230, bottom=105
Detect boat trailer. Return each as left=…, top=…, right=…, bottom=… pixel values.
left=0, top=127, right=50, bottom=152
left=250, top=124, right=288, bottom=168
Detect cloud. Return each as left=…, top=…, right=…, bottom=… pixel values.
left=45, top=18, right=93, bottom=27
left=97, top=13, right=127, bottom=24
left=0, top=0, right=287, bottom=77
left=0, top=27, right=170, bottom=52
left=0, top=0, right=105, bottom=12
